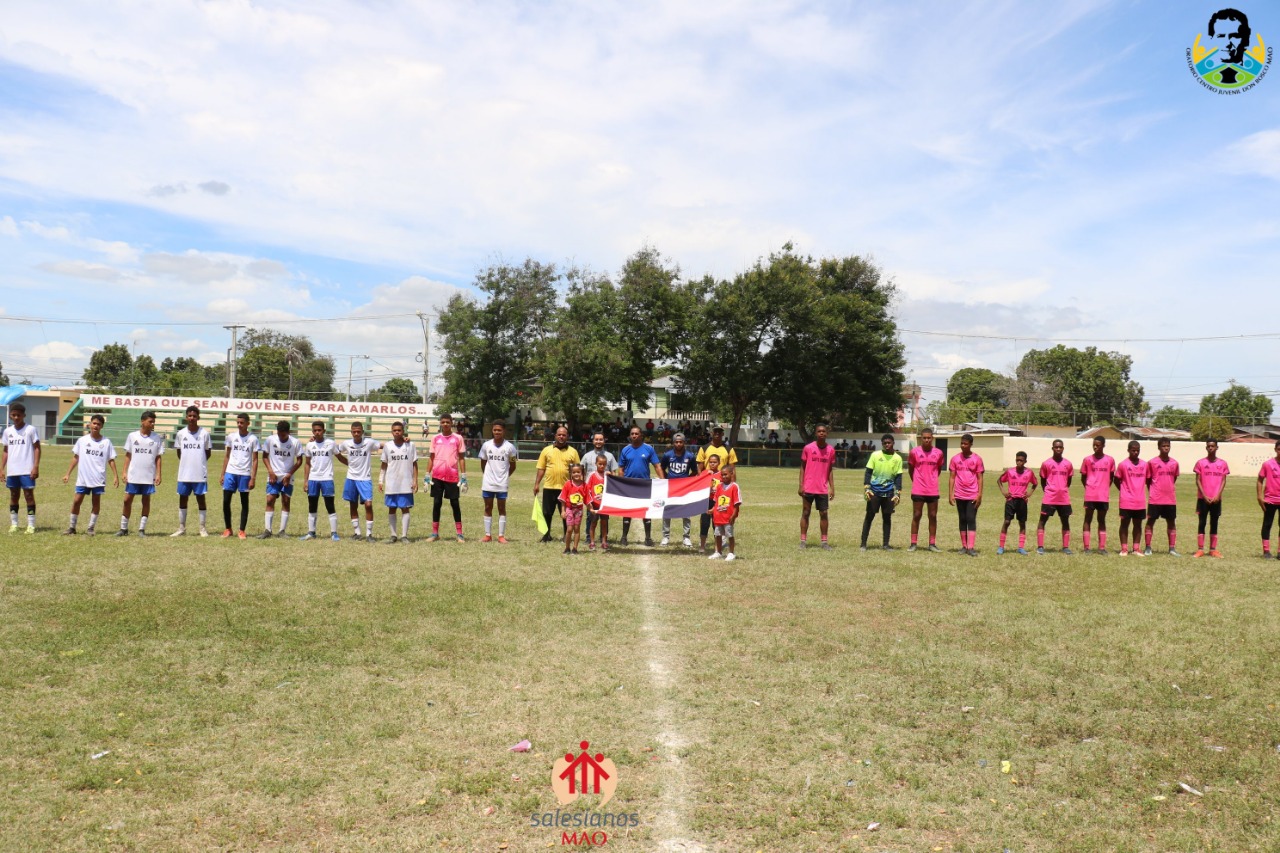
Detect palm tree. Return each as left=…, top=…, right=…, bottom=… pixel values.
left=286, top=346, right=303, bottom=400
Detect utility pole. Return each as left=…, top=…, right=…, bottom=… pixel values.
left=347, top=355, right=369, bottom=401
left=224, top=325, right=244, bottom=400
left=417, top=312, right=431, bottom=404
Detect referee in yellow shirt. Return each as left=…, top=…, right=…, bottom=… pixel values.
left=532, top=426, right=580, bottom=542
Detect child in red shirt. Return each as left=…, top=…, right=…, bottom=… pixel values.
left=585, top=454, right=610, bottom=551
left=710, top=466, right=742, bottom=561
left=559, top=463, right=591, bottom=555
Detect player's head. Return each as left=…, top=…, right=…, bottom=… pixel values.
left=185, top=405, right=200, bottom=428
left=140, top=410, right=156, bottom=431
left=350, top=421, right=365, bottom=440
left=89, top=414, right=105, bottom=435
left=960, top=433, right=973, bottom=452
left=1128, top=440, right=1141, bottom=460
left=720, top=465, right=735, bottom=483
left=493, top=422, right=506, bottom=439
left=439, top=413, right=453, bottom=434
left=8, top=402, right=25, bottom=425
left=815, top=424, right=829, bottom=442
left=595, top=453, right=607, bottom=472
left=592, top=432, right=605, bottom=449
left=673, top=432, right=686, bottom=451
left=711, top=426, right=725, bottom=444
left=629, top=426, right=643, bottom=444
left=236, top=413, right=250, bottom=433
left=707, top=453, right=721, bottom=471
left=568, top=462, right=584, bottom=481
left=1015, top=450, right=1027, bottom=466
left=276, top=419, right=291, bottom=438
left=1205, top=438, right=1218, bottom=457
left=1051, top=439, right=1064, bottom=459
left=391, top=420, right=405, bottom=441
left=919, top=427, right=934, bottom=448
left=1274, top=438, right=1280, bottom=456
left=1092, top=437, right=1105, bottom=454
left=1157, top=437, right=1171, bottom=455
left=311, top=420, right=325, bottom=440
left=880, top=433, right=894, bottom=451
left=555, top=426, right=569, bottom=445
left=1209, top=8, right=1250, bottom=63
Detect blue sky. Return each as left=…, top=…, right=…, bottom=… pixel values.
left=2, top=1, right=1279, bottom=414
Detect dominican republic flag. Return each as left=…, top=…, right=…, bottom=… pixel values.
left=598, top=473, right=713, bottom=519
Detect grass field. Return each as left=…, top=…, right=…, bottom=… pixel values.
left=3, top=444, right=1280, bottom=851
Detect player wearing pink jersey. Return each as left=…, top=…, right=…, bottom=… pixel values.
left=996, top=451, right=1037, bottom=554
left=1080, top=437, right=1116, bottom=554
left=1143, top=437, right=1181, bottom=556
left=1113, top=441, right=1149, bottom=557
left=1193, top=439, right=1229, bottom=558
left=1256, top=440, right=1280, bottom=558
left=1037, top=440, right=1075, bottom=555
left=798, top=424, right=836, bottom=550
left=947, top=434, right=984, bottom=556
left=908, top=427, right=944, bottom=552
left=428, top=413, right=468, bottom=542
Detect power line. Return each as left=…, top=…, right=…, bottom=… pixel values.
left=0, top=312, right=421, bottom=327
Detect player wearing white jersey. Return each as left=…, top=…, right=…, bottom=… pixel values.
left=379, top=421, right=419, bottom=543
left=478, top=422, right=518, bottom=542
left=219, top=413, right=260, bottom=539
left=338, top=422, right=381, bottom=541
left=301, top=421, right=340, bottom=541
left=172, top=406, right=213, bottom=537
left=117, top=410, right=165, bottom=536
left=258, top=420, right=303, bottom=538
left=62, top=413, right=119, bottom=535
left=4, top=402, right=41, bottom=534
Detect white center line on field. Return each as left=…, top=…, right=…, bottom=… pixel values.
left=637, top=555, right=706, bottom=853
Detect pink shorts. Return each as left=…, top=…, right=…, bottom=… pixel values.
left=564, top=505, right=584, bottom=527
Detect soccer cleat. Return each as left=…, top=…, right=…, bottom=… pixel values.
left=1062, top=548, right=1074, bottom=555
left=1132, top=549, right=1146, bottom=557
left=908, top=543, right=917, bottom=552
left=221, top=529, right=233, bottom=538
left=1118, top=549, right=1128, bottom=557
left=366, top=535, right=378, bottom=543
left=882, top=545, right=893, bottom=551
left=996, top=546, right=1005, bottom=555
left=619, top=535, right=629, bottom=546
left=299, top=532, right=317, bottom=541
left=563, top=547, right=571, bottom=555
left=927, top=544, right=941, bottom=553
left=968, top=549, right=978, bottom=557
left=63, top=528, right=76, bottom=536
left=238, top=531, right=247, bottom=540
left=86, top=528, right=96, bottom=537
left=1169, top=549, right=1182, bottom=558
left=387, top=535, right=399, bottom=544
left=1036, top=546, right=1046, bottom=555
left=644, top=538, right=655, bottom=547
left=171, top=527, right=186, bottom=537
left=660, top=537, right=670, bottom=546
left=498, top=535, right=508, bottom=544
left=859, top=545, right=867, bottom=552
left=1210, top=550, right=1223, bottom=559
left=330, top=533, right=341, bottom=541
left=821, top=543, right=833, bottom=550
left=352, top=533, right=363, bottom=541
left=481, top=535, right=492, bottom=543
left=456, top=534, right=466, bottom=543
left=724, top=552, right=737, bottom=561
left=708, top=551, right=723, bottom=560
left=426, top=534, right=440, bottom=543
left=199, top=527, right=209, bottom=537
left=1143, top=546, right=1152, bottom=556
left=115, top=529, right=129, bottom=537
left=7, top=524, right=17, bottom=534
left=1016, top=547, right=1028, bottom=555
left=540, top=534, right=553, bottom=543
left=1193, top=549, right=1205, bottom=558
left=137, top=529, right=147, bottom=537
left=255, top=531, right=273, bottom=539
left=798, top=542, right=806, bottom=550
left=1097, top=548, right=1108, bottom=556
left=682, top=536, right=692, bottom=548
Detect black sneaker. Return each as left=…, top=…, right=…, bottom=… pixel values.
left=908, top=543, right=917, bottom=552
left=255, top=531, right=273, bottom=540
left=927, top=544, right=941, bottom=552
left=62, top=528, right=76, bottom=536
left=352, top=532, right=363, bottom=541
left=644, top=539, right=655, bottom=547
left=114, top=529, right=129, bottom=537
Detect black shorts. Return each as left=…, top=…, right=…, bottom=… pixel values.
left=430, top=480, right=460, bottom=500
left=1146, top=504, right=1176, bottom=522
left=1084, top=501, right=1110, bottom=512
left=912, top=494, right=939, bottom=504
left=1118, top=508, right=1145, bottom=522
left=1003, top=498, right=1028, bottom=524
left=803, top=493, right=829, bottom=512
left=1196, top=498, right=1222, bottom=516
left=1040, top=504, right=1073, bottom=519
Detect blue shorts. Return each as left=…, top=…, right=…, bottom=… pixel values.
left=223, top=473, right=252, bottom=492
left=343, top=479, right=374, bottom=503
left=75, top=485, right=105, bottom=496
left=307, top=480, right=335, bottom=498
left=176, top=481, right=207, bottom=497
left=5, top=475, right=35, bottom=490
left=266, top=481, right=294, bottom=496
left=481, top=490, right=508, bottom=500
left=384, top=493, right=414, bottom=509
left=125, top=483, right=155, bottom=496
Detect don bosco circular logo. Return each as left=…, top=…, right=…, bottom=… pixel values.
left=1188, top=8, right=1272, bottom=92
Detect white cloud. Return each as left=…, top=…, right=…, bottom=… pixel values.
left=37, top=260, right=125, bottom=281
left=29, top=341, right=95, bottom=360
left=0, top=216, right=17, bottom=237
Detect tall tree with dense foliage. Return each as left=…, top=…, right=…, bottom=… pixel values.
left=365, top=378, right=421, bottom=404
left=947, top=367, right=1007, bottom=408
left=1151, top=406, right=1197, bottom=431
left=1199, top=382, right=1273, bottom=424
left=1011, top=345, right=1145, bottom=426
left=436, top=258, right=559, bottom=422
left=83, top=343, right=136, bottom=391
left=236, top=329, right=335, bottom=399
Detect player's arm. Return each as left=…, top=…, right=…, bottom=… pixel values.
left=411, top=459, right=420, bottom=493
left=286, top=455, right=302, bottom=484
left=108, top=457, right=120, bottom=488
left=378, top=458, right=387, bottom=493
left=974, top=470, right=984, bottom=508
left=154, top=454, right=163, bottom=486
left=907, top=452, right=916, bottom=480
left=828, top=456, right=836, bottom=499
left=1027, top=476, right=1037, bottom=496
left=221, top=446, right=232, bottom=478
left=1258, top=472, right=1266, bottom=509
left=1194, top=470, right=1203, bottom=500
left=31, top=438, right=40, bottom=479
left=456, top=438, right=465, bottom=476
left=508, top=449, right=517, bottom=476
left=798, top=453, right=806, bottom=497
left=303, top=455, right=313, bottom=485
left=335, top=448, right=350, bottom=467
left=249, top=448, right=258, bottom=489
left=63, top=450, right=80, bottom=483
left=863, top=463, right=874, bottom=500
left=532, top=454, right=546, bottom=495
left=947, top=466, right=956, bottom=505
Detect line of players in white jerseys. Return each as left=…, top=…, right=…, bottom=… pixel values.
left=2, top=403, right=517, bottom=543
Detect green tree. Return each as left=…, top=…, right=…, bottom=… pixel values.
left=83, top=343, right=135, bottom=391
left=365, top=378, right=420, bottom=404
left=236, top=329, right=335, bottom=399
left=436, top=258, right=559, bottom=422
left=1199, top=382, right=1273, bottom=425
left=0, top=360, right=8, bottom=386
left=614, top=245, right=691, bottom=410
left=947, top=367, right=1007, bottom=408
left=1012, top=345, right=1145, bottom=426
left=1151, top=406, right=1197, bottom=431
left=1192, top=415, right=1232, bottom=442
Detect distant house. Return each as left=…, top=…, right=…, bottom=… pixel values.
left=933, top=422, right=1025, bottom=437
left=1225, top=424, right=1280, bottom=443
left=1077, top=424, right=1192, bottom=442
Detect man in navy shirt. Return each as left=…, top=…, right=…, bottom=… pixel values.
left=660, top=432, right=699, bottom=547
left=619, top=426, right=663, bottom=546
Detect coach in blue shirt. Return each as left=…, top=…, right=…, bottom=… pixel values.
left=618, top=426, right=662, bottom=546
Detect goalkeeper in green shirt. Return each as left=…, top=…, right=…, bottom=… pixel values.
left=861, top=434, right=904, bottom=550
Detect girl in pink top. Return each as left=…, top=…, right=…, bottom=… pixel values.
left=947, top=434, right=984, bottom=556
left=1257, top=439, right=1280, bottom=558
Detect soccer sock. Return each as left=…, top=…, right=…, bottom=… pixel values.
left=365, top=519, right=373, bottom=536
left=484, top=516, right=492, bottom=536
left=179, top=508, right=188, bottom=526
left=970, top=531, right=977, bottom=550
left=1197, top=533, right=1205, bottom=549
left=999, top=532, right=1007, bottom=548
left=401, top=513, right=411, bottom=537
left=432, top=522, right=440, bottom=534
left=1018, top=532, right=1026, bottom=549
left=1145, top=527, right=1153, bottom=547
left=9, top=506, right=17, bottom=526
left=198, top=509, right=206, bottom=528
left=1099, top=532, right=1107, bottom=550
left=800, top=533, right=807, bottom=543
left=279, top=511, right=290, bottom=533
left=1083, top=530, right=1091, bottom=550
left=265, top=510, right=274, bottom=532
left=498, top=515, right=506, bottom=536
left=388, top=511, right=397, bottom=533
left=1037, top=529, right=1045, bottom=548
left=1169, top=530, right=1176, bottom=549
left=1062, top=531, right=1069, bottom=550
left=239, top=493, right=249, bottom=530
left=328, top=513, right=338, bottom=534
left=1210, top=535, right=1219, bottom=550
left=820, top=533, right=828, bottom=543
left=88, top=513, right=98, bottom=529
left=69, top=513, right=78, bottom=530
left=1265, top=538, right=1272, bottom=554
left=929, top=535, right=936, bottom=545
left=351, top=517, right=360, bottom=533
left=223, top=491, right=234, bottom=530
left=308, top=513, right=317, bottom=533
left=139, top=515, right=148, bottom=531
left=120, top=515, right=129, bottom=531
left=911, top=533, right=918, bottom=545
left=455, top=521, right=463, bottom=535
